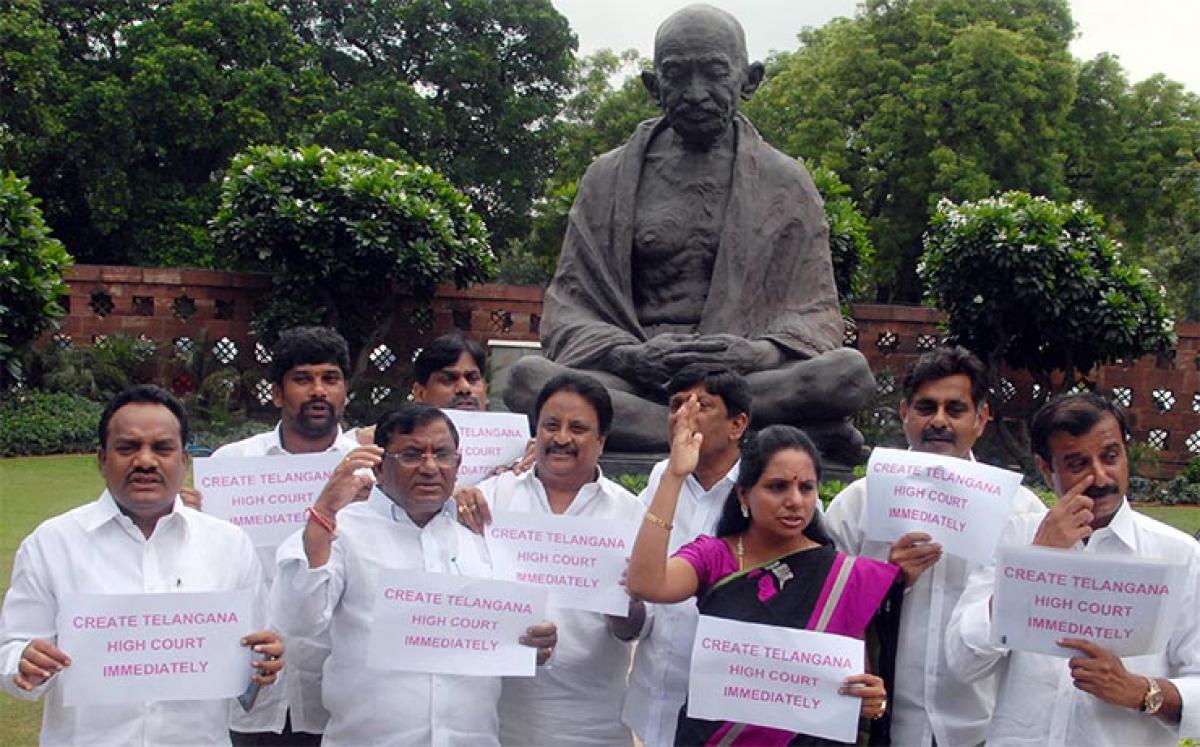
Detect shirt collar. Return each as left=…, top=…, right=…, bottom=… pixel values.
left=81, top=490, right=189, bottom=536
left=1091, top=497, right=1136, bottom=550
left=528, top=463, right=608, bottom=512
left=368, top=485, right=456, bottom=527
left=688, top=459, right=739, bottom=493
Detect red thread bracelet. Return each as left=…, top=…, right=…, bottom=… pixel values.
left=306, top=506, right=337, bottom=538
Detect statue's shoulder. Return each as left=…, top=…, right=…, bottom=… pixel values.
left=580, top=118, right=665, bottom=184
left=738, top=117, right=820, bottom=197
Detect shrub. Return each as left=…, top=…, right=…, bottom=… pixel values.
left=1, top=172, right=72, bottom=387
left=0, top=389, right=102, bottom=456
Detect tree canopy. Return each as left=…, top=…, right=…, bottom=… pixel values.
left=1, top=0, right=576, bottom=266
left=212, top=145, right=494, bottom=376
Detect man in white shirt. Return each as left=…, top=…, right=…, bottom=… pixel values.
left=272, top=404, right=556, bottom=746
left=458, top=372, right=647, bottom=745
left=0, top=385, right=283, bottom=746
left=203, top=326, right=358, bottom=744
left=946, top=392, right=1200, bottom=746
left=823, top=346, right=1046, bottom=746
left=620, top=364, right=751, bottom=747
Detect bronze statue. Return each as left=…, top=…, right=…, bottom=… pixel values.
left=504, top=4, right=874, bottom=462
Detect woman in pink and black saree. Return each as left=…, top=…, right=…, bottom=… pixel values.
left=628, top=399, right=903, bottom=746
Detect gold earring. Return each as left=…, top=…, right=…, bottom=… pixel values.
left=740, top=503, right=749, bottom=518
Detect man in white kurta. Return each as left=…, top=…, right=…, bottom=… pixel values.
left=273, top=405, right=555, bottom=746
left=477, top=468, right=642, bottom=746
left=0, top=385, right=281, bottom=746
left=197, top=325, right=358, bottom=740
left=824, top=346, right=1047, bottom=746
left=620, top=365, right=750, bottom=747
left=946, top=393, right=1200, bottom=745
left=461, top=371, right=645, bottom=745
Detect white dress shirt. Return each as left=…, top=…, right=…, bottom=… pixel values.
left=0, top=492, right=266, bottom=746
left=621, top=458, right=739, bottom=747
left=272, top=489, right=502, bottom=747
left=946, top=498, right=1200, bottom=746
left=212, top=422, right=356, bottom=735
left=823, top=469, right=1047, bottom=747
left=477, top=468, right=643, bottom=746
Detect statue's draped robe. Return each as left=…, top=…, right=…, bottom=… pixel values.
left=542, top=115, right=845, bottom=377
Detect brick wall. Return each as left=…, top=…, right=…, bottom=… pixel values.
left=45, top=265, right=1200, bottom=477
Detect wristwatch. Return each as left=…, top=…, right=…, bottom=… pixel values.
left=1142, top=677, right=1164, bottom=715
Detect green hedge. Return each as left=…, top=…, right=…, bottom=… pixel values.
left=0, top=390, right=102, bottom=456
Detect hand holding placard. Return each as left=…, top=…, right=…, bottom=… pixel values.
left=992, top=545, right=1185, bottom=657
left=687, top=616, right=865, bottom=743
left=865, top=448, right=1022, bottom=564
left=14, top=639, right=71, bottom=691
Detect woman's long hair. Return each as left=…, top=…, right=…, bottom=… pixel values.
left=714, top=425, right=833, bottom=546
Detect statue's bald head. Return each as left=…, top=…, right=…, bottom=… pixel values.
left=654, top=4, right=748, bottom=67
left=643, top=4, right=764, bottom=149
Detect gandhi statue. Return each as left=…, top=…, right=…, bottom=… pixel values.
left=504, top=4, right=875, bottom=461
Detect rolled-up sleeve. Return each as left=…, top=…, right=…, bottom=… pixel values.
left=0, top=539, right=57, bottom=701
left=271, top=529, right=345, bottom=641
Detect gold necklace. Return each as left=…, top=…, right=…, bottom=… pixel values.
left=737, top=534, right=745, bottom=571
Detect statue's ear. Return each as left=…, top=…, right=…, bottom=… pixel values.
left=741, top=62, right=765, bottom=100
left=641, top=70, right=660, bottom=100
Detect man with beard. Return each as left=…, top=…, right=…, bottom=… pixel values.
left=454, top=373, right=645, bottom=746
left=209, top=326, right=358, bottom=744
left=947, top=393, right=1200, bottom=745
left=0, top=386, right=284, bottom=745
left=824, top=346, right=1047, bottom=746
left=272, top=405, right=557, bottom=745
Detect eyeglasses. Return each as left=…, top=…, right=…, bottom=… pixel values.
left=385, top=448, right=459, bottom=467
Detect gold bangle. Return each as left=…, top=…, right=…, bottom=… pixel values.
left=644, top=511, right=673, bottom=531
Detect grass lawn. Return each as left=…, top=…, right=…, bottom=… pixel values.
left=0, top=456, right=1198, bottom=744
left=0, top=454, right=103, bottom=746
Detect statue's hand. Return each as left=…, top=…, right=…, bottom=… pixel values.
left=662, top=335, right=782, bottom=374
left=615, top=336, right=721, bottom=388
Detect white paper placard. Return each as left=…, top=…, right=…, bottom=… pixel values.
left=865, top=447, right=1024, bottom=563
left=192, top=452, right=342, bottom=548
left=992, top=545, right=1186, bottom=657
left=485, top=511, right=639, bottom=615
left=367, top=570, right=547, bottom=677
left=444, top=410, right=531, bottom=486
left=687, top=616, right=864, bottom=743
left=56, top=591, right=252, bottom=706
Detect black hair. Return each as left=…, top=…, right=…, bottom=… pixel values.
left=901, top=345, right=989, bottom=407
left=98, top=385, right=189, bottom=449
left=714, top=425, right=832, bottom=545
left=413, top=334, right=487, bottom=385
left=665, top=364, right=752, bottom=420
left=374, top=404, right=460, bottom=449
left=533, top=372, right=614, bottom=437
left=1030, top=392, right=1131, bottom=465
left=267, top=326, right=351, bottom=384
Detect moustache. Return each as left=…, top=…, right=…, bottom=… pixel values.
left=126, top=467, right=162, bottom=481
left=1083, top=483, right=1121, bottom=499
left=921, top=427, right=955, bottom=442
left=546, top=444, right=577, bottom=456
left=301, top=399, right=332, bottom=415
left=451, top=396, right=480, bottom=408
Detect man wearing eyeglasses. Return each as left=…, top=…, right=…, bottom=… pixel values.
left=455, top=372, right=646, bottom=746
left=272, top=404, right=557, bottom=745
